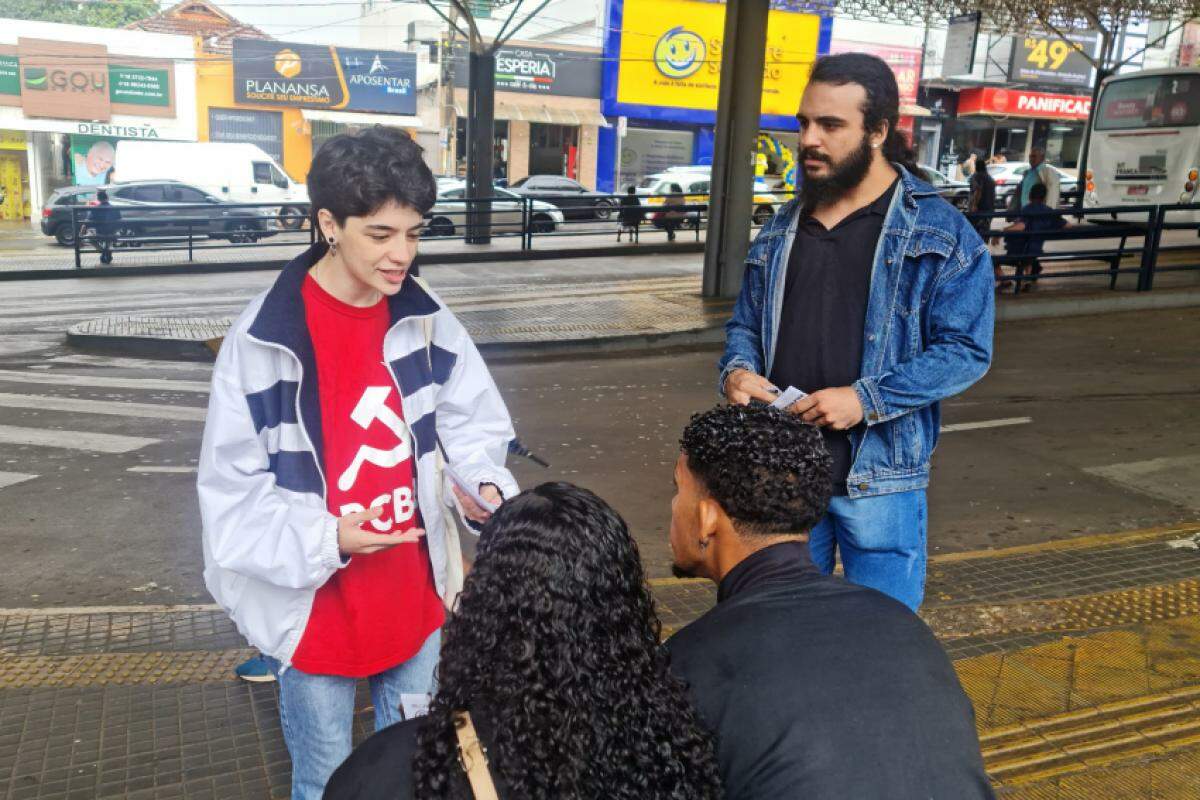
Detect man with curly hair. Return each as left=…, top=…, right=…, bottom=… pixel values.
left=667, top=404, right=994, bottom=800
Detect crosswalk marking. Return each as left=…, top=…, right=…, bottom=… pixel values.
left=0, top=393, right=206, bottom=422
left=0, top=424, right=159, bottom=454
left=127, top=465, right=197, bottom=474
left=0, top=471, right=37, bottom=489
left=942, top=417, right=1032, bottom=433
left=0, top=370, right=210, bottom=394
left=48, top=354, right=214, bottom=374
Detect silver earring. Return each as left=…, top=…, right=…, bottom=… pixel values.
left=328, top=238, right=338, bottom=256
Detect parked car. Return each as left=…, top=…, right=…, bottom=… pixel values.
left=636, top=171, right=783, bottom=226
left=506, top=175, right=618, bottom=220
left=918, top=165, right=970, bottom=209
left=425, top=181, right=564, bottom=237
left=40, top=181, right=278, bottom=247
left=987, top=162, right=1080, bottom=208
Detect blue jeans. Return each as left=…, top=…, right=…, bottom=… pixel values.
left=267, top=628, right=441, bottom=800
left=808, top=490, right=927, bottom=611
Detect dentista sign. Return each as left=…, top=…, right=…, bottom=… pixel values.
left=958, top=87, right=1091, bottom=121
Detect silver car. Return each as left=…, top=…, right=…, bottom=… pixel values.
left=987, top=162, right=1079, bottom=207
left=425, top=181, right=564, bottom=237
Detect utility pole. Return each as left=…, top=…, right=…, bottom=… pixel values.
left=423, top=0, right=556, bottom=244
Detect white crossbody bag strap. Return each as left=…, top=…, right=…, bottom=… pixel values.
left=412, top=276, right=465, bottom=610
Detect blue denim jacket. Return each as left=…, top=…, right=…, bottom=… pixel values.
left=719, top=166, right=995, bottom=499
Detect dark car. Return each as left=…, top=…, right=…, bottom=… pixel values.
left=41, top=180, right=277, bottom=247
left=918, top=165, right=971, bottom=210
left=506, top=175, right=618, bottom=220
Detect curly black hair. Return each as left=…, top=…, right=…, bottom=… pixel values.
left=681, top=404, right=832, bottom=536
left=307, top=125, right=436, bottom=228
left=413, top=482, right=722, bottom=799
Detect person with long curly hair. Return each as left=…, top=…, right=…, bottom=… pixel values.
left=324, top=482, right=723, bottom=800
left=667, top=404, right=994, bottom=799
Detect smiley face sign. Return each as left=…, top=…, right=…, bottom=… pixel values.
left=654, top=26, right=706, bottom=79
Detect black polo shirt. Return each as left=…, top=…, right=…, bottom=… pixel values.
left=769, top=180, right=897, bottom=493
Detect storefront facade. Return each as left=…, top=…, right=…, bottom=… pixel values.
left=954, top=87, right=1091, bottom=168
left=600, top=0, right=830, bottom=192
left=0, top=20, right=197, bottom=223
left=450, top=42, right=606, bottom=187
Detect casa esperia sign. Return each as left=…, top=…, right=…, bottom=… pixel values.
left=233, top=39, right=417, bottom=115
left=452, top=43, right=601, bottom=98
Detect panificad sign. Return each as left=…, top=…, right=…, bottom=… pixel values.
left=0, top=38, right=175, bottom=120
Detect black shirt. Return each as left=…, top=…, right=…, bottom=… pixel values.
left=667, top=541, right=995, bottom=800
left=324, top=711, right=509, bottom=799
left=769, top=180, right=896, bottom=493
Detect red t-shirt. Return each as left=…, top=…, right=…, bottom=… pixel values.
left=291, top=275, right=444, bottom=677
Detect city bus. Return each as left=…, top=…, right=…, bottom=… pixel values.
left=1085, top=67, right=1200, bottom=215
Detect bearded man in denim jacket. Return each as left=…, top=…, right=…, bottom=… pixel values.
left=720, top=53, right=994, bottom=611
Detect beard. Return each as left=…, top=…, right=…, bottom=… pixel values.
left=799, top=133, right=875, bottom=209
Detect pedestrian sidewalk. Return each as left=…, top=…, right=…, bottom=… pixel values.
left=62, top=256, right=1200, bottom=361
left=2, top=523, right=1200, bottom=798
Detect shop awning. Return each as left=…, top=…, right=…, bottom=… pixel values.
left=899, top=103, right=932, bottom=118
left=300, top=109, right=425, bottom=128
left=451, top=100, right=609, bottom=128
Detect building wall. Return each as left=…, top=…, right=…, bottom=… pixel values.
left=578, top=123, right=598, bottom=188
left=508, top=121, right=530, bottom=182
left=193, top=45, right=312, bottom=182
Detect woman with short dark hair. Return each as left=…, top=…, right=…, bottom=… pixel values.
left=325, top=482, right=723, bottom=800
left=199, top=126, right=519, bottom=800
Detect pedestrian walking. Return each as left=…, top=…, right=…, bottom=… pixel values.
left=1019, top=146, right=1061, bottom=208
left=719, top=53, right=994, bottom=610
left=666, top=404, right=995, bottom=800
left=197, top=125, right=519, bottom=800
left=324, top=483, right=723, bottom=800
left=89, top=189, right=120, bottom=265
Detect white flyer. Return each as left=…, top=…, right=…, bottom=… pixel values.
left=445, top=463, right=498, bottom=513
left=400, top=692, right=431, bottom=720
left=771, top=386, right=808, bottom=410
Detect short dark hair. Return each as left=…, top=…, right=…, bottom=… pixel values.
left=307, top=125, right=436, bottom=228
left=809, top=52, right=918, bottom=174
left=1030, top=182, right=1048, bottom=202
left=680, top=404, right=832, bottom=536
left=96, top=189, right=108, bottom=201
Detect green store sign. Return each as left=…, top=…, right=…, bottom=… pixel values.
left=0, top=55, right=19, bottom=96
left=109, top=64, right=169, bottom=106
left=0, top=57, right=168, bottom=106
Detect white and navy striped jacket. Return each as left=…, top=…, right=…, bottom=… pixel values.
left=197, top=244, right=518, bottom=667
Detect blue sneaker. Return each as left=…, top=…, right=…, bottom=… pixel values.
left=234, top=654, right=276, bottom=683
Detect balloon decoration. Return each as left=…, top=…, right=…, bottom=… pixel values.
left=756, top=133, right=796, bottom=191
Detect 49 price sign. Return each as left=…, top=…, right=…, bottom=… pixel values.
left=1011, top=31, right=1098, bottom=89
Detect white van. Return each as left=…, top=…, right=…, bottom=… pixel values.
left=114, top=141, right=309, bottom=227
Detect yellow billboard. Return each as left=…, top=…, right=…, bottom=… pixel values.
left=616, top=0, right=822, bottom=117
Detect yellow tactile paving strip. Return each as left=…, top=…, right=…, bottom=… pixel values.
left=0, top=648, right=254, bottom=688
left=956, top=614, right=1200, bottom=790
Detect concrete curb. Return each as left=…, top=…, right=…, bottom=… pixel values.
left=63, top=287, right=1200, bottom=362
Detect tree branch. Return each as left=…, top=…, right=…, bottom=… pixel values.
left=421, top=0, right=470, bottom=41
left=492, top=0, right=555, bottom=49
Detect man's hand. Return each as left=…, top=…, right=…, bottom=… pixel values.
left=725, top=369, right=778, bottom=406
left=790, top=387, right=865, bottom=430
left=337, top=506, right=425, bottom=556
left=453, top=484, right=502, bottom=525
